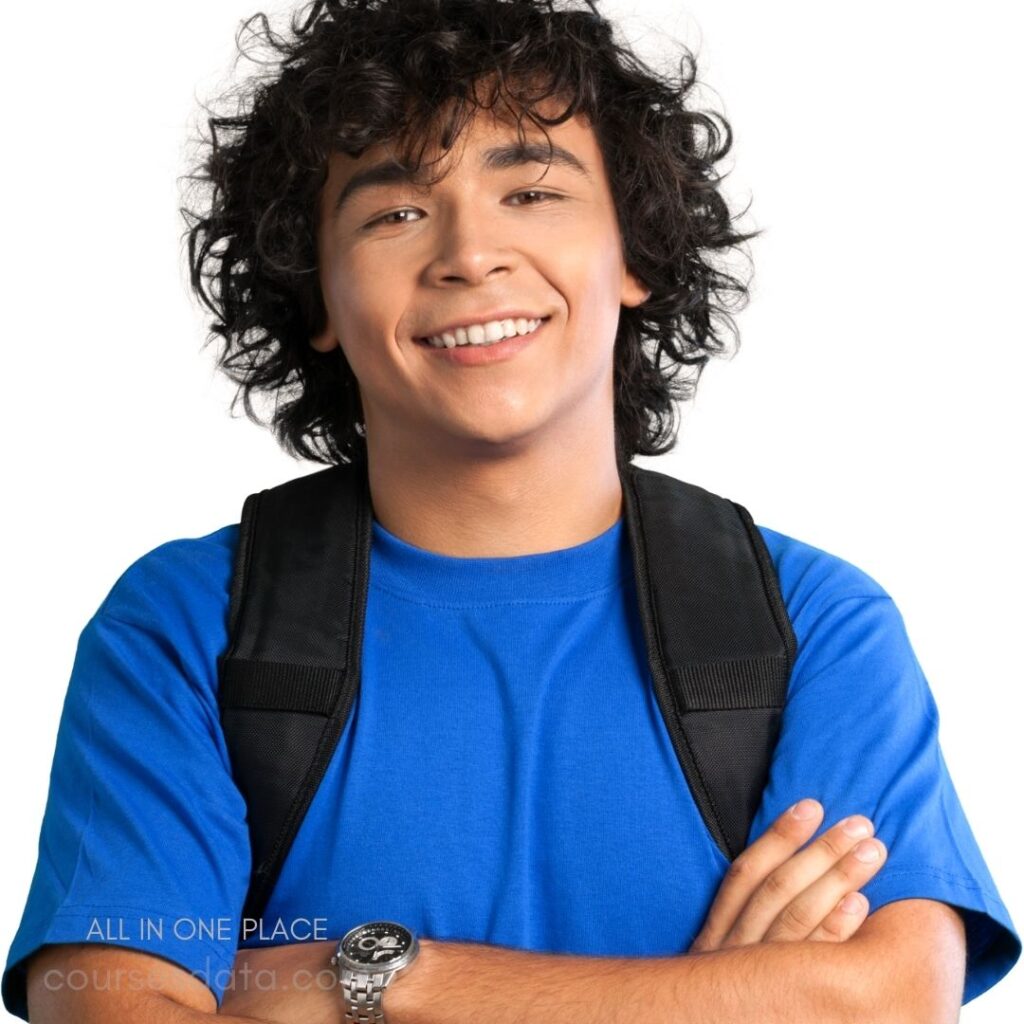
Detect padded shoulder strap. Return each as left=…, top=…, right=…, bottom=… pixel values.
left=621, top=464, right=797, bottom=861
left=219, top=460, right=797, bottom=926
left=217, top=460, right=372, bottom=927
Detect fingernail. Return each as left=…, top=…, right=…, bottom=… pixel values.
left=790, top=799, right=819, bottom=820
left=841, top=817, right=871, bottom=839
left=840, top=893, right=864, bottom=914
left=854, top=840, right=881, bottom=862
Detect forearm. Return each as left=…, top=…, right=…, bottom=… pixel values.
left=219, top=924, right=933, bottom=1024
left=387, top=936, right=881, bottom=1024
left=31, top=993, right=276, bottom=1024
left=26, top=941, right=341, bottom=1024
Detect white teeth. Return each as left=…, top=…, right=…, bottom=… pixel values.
left=424, top=317, right=544, bottom=348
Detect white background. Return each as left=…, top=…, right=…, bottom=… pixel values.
left=1, top=0, right=1020, bottom=1018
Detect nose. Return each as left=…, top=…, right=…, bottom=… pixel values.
left=423, top=203, right=516, bottom=287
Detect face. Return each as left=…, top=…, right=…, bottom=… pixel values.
left=312, top=91, right=650, bottom=463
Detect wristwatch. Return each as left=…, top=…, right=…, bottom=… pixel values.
left=330, top=920, right=420, bottom=1023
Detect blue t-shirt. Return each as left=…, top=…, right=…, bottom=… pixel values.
left=3, top=513, right=1020, bottom=1018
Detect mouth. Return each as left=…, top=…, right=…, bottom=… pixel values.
left=412, top=316, right=552, bottom=365
left=413, top=316, right=551, bottom=350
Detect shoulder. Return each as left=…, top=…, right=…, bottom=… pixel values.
left=754, top=521, right=893, bottom=619
left=72, top=523, right=243, bottom=713
left=752, top=522, right=929, bottom=707
left=96, top=523, right=240, bottom=635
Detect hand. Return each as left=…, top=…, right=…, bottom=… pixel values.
left=688, top=799, right=887, bottom=952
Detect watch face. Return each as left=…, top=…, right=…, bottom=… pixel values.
left=341, top=922, right=413, bottom=968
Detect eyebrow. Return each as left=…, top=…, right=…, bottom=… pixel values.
left=331, top=141, right=591, bottom=217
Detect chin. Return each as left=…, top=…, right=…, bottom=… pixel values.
left=445, top=421, right=544, bottom=456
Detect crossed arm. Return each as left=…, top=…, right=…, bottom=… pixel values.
left=25, top=800, right=967, bottom=1023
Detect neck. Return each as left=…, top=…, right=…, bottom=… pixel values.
left=363, top=424, right=625, bottom=559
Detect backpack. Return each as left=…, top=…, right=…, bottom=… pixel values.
left=217, top=459, right=797, bottom=926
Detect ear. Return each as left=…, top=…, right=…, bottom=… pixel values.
left=620, top=265, right=651, bottom=308
left=310, top=324, right=339, bottom=353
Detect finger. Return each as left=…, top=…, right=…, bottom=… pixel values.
left=762, top=837, right=887, bottom=942
left=688, top=798, right=824, bottom=953
left=718, top=813, right=875, bottom=949
left=805, top=891, right=871, bottom=943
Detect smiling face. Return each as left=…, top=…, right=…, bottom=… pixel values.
left=312, top=90, right=650, bottom=465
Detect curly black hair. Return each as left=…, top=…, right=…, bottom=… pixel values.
left=179, top=0, right=760, bottom=469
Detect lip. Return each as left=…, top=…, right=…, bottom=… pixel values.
left=415, top=316, right=551, bottom=366
left=415, top=310, right=549, bottom=342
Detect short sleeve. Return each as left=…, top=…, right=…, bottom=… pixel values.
left=746, top=580, right=1021, bottom=1005
left=1, top=530, right=250, bottom=1020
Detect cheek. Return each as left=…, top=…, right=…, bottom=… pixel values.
left=320, top=263, right=408, bottom=370
left=556, top=245, right=626, bottom=342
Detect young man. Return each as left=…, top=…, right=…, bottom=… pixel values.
left=4, top=1, right=1019, bottom=1021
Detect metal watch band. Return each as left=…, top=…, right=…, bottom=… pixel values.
left=341, top=968, right=388, bottom=1024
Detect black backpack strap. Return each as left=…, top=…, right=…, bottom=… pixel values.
left=621, top=464, right=797, bottom=861
left=217, top=460, right=372, bottom=927
left=219, top=460, right=796, bottom=925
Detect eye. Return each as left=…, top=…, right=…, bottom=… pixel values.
left=366, top=208, right=423, bottom=229
left=363, top=189, right=565, bottom=230
left=508, top=189, right=564, bottom=206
